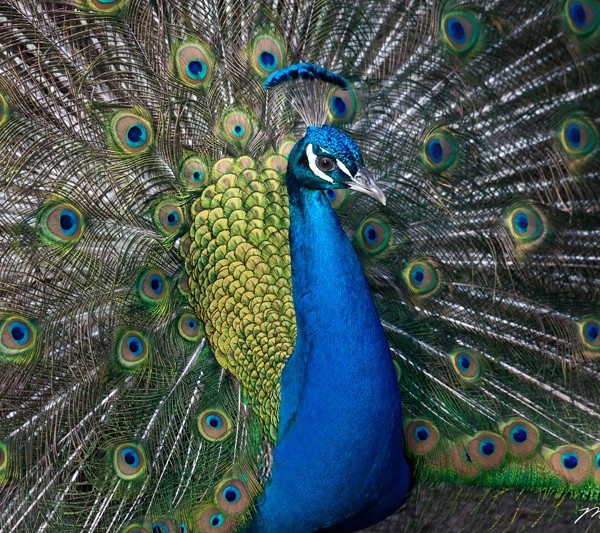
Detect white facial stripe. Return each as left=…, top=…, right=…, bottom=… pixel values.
left=336, top=159, right=353, bottom=178
left=306, top=143, right=334, bottom=183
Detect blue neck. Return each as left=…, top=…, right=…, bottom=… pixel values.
left=253, top=178, right=410, bottom=532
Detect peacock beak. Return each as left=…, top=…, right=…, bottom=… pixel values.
left=347, top=165, right=386, bottom=206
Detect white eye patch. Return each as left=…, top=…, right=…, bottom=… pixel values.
left=306, top=143, right=334, bottom=183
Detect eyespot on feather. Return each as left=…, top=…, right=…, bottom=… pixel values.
left=500, top=418, right=540, bottom=456
left=422, top=130, right=457, bottom=171
left=505, top=206, right=545, bottom=245
left=87, top=0, right=127, bottom=12
left=112, top=443, right=147, bottom=480
left=177, top=311, right=203, bottom=342
left=251, top=35, right=286, bottom=77
left=198, top=409, right=233, bottom=442
left=591, top=445, right=600, bottom=482
left=150, top=519, right=177, bottom=533
left=559, top=114, right=597, bottom=157
left=441, top=10, right=481, bottom=53
left=405, top=420, right=440, bottom=455
left=547, top=445, right=591, bottom=484
left=114, top=330, right=149, bottom=368
left=37, top=202, right=85, bottom=246
left=220, top=110, right=253, bottom=145
left=215, top=478, right=251, bottom=515
left=325, top=188, right=348, bottom=209
left=564, top=0, right=600, bottom=37
left=0, top=316, right=37, bottom=359
left=136, top=269, right=168, bottom=305
left=356, top=217, right=391, bottom=254
left=578, top=317, right=600, bottom=353
left=154, top=200, right=185, bottom=236
left=110, top=111, right=153, bottom=154
left=402, top=259, right=441, bottom=296
left=449, top=444, right=480, bottom=478
left=175, top=42, right=214, bottom=87
left=181, top=155, right=210, bottom=190
left=466, top=432, right=507, bottom=469
left=196, top=506, right=236, bottom=533
left=327, top=87, right=357, bottom=125
left=449, top=349, right=481, bottom=381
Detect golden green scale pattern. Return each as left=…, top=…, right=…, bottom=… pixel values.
left=185, top=147, right=296, bottom=440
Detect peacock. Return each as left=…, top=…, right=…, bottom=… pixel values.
left=0, top=0, right=599, bottom=531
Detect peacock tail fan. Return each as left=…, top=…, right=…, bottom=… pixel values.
left=0, top=0, right=598, bottom=531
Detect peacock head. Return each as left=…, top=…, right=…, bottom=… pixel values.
left=287, top=125, right=386, bottom=205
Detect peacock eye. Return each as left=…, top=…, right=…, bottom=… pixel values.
left=316, top=156, right=335, bottom=172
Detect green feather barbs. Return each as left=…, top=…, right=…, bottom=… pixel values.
left=0, top=93, right=8, bottom=126
left=0, top=441, right=8, bottom=481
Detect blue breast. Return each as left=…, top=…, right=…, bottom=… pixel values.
left=252, top=185, right=411, bottom=532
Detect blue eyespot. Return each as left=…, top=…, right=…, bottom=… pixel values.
left=59, top=209, right=78, bottom=236
left=514, top=212, right=529, bottom=233
left=209, top=513, right=224, bottom=528
left=166, top=210, right=180, bottom=227
left=325, top=189, right=336, bottom=200
left=232, top=124, right=245, bottom=138
left=126, top=123, right=148, bottom=148
left=127, top=336, right=144, bottom=357
left=457, top=353, right=471, bottom=371
left=258, top=51, right=278, bottom=71
left=192, top=170, right=203, bottom=182
left=562, top=452, right=579, bottom=469
left=330, top=96, right=348, bottom=118
left=414, top=425, right=430, bottom=442
left=566, top=123, right=582, bottom=148
left=510, top=426, right=528, bottom=444
left=222, top=485, right=241, bottom=503
left=187, top=318, right=197, bottom=330
left=479, top=439, right=495, bottom=456
left=9, top=321, right=30, bottom=345
left=427, top=139, right=443, bottom=164
left=206, top=414, right=223, bottom=429
left=152, top=522, right=169, bottom=533
left=571, top=2, right=587, bottom=27
left=364, top=224, right=378, bottom=245
left=585, top=322, right=599, bottom=342
left=594, top=452, right=600, bottom=469
left=149, top=274, right=164, bottom=295
left=411, top=266, right=425, bottom=285
left=447, top=17, right=466, bottom=44
left=180, top=522, right=188, bottom=533
left=186, top=59, right=207, bottom=80
left=121, top=447, right=140, bottom=467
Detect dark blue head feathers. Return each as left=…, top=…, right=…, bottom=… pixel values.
left=263, top=63, right=348, bottom=90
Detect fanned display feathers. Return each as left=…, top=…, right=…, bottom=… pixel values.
left=0, top=0, right=599, bottom=531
